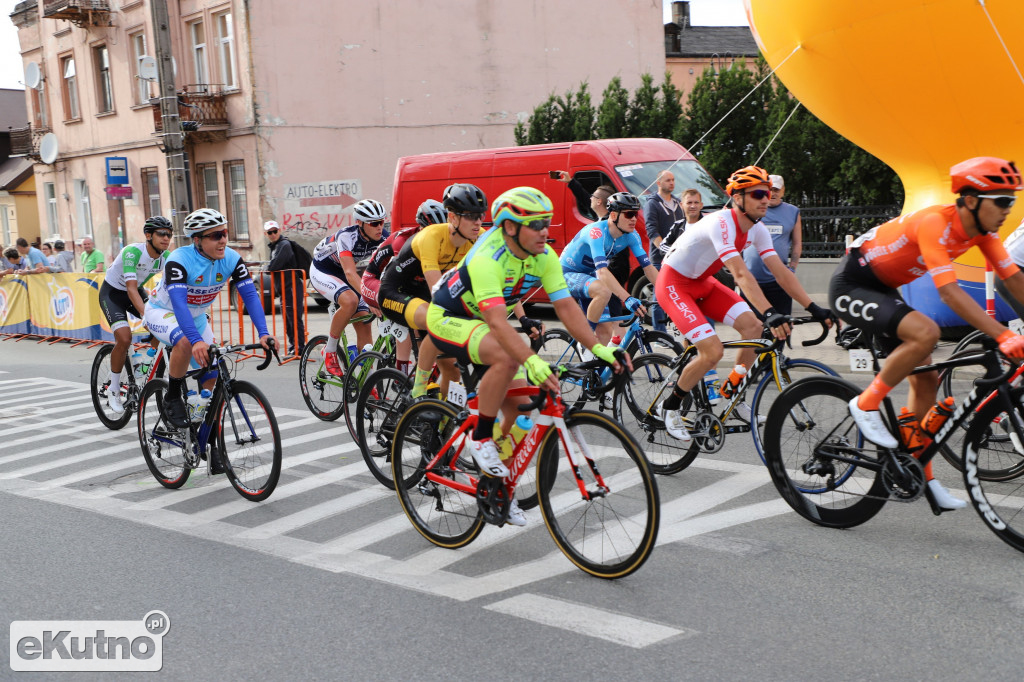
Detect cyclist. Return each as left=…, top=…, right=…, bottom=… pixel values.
left=429, top=187, right=628, bottom=525
left=143, top=208, right=272, bottom=438
left=560, top=191, right=658, bottom=345
left=655, top=165, right=831, bottom=443
left=831, top=156, right=1024, bottom=511
left=310, top=199, right=389, bottom=376
left=100, top=216, right=174, bottom=413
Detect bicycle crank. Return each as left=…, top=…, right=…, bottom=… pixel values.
left=691, top=412, right=725, bottom=454
left=475, top=475, right=510, bottom=526
left=880, top=452, right=925, bottom=500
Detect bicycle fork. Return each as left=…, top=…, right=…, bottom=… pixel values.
left=556, top=417, right=609, bottom=501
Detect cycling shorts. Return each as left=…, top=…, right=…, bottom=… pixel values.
left=378, top=278, right=430, bottom=329
left=99, top=281, right=147, bottom=332
left=143, top=304, right=214, bottom=350
left=563, top=271, right=623, bottom=320
left=426, top=303, right=491, bottom=365
left=829, top=250, right=912, bottom=352
left=655, top=264, right=750, bottom=343
left=310, top=262, right=369, bottom=314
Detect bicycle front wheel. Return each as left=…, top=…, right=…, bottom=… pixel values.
left=343, top=350, right=386, bottom=440
left=762, top=375, right=888, bottom=528
left=137, top=379, right=191, bottom=489
left=218, top=381, right=282, bottom=502
left=537, top=328, right=587, bottom=409
left=392, top=399, right=484, bottom=548
left=750, top=357, right=840, bottom=464
left=356, top=367, right=413, bottom=489
left=299, top=335, right=346, bottom=421
left=91, top=344, right=136, bottom=430
left=536, top=410, right=659, bottom=579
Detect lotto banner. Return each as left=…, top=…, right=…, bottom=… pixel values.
left=25, top=273, right=108, bottom=340
left=0, top=276, right=31, bottom=334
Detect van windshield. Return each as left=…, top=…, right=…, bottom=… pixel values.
left=614, top=160, right=728, bottom=210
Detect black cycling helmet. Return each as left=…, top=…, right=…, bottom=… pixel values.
left=606, top=192, right=641, bottom=213
left=143, top=215, right=173, bottom=234
left=442, top=183, right=488, bottom=215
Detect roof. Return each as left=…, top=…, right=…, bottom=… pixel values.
left=0, top=156, right=34, bottom=191
left=666, top=25, right=760, bottom=58
left=0, top=88, right=29, bottom=130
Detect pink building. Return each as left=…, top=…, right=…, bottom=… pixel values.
left=9, top=0, right=665, bottom=263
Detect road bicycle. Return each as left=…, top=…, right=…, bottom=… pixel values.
left=615, top=317, right=835, bottom=474
left=389, top=358, right=660, bottom=579
left=90, top=336, right=168, bottom=430
left=136, top=342, right=283, bottom=502
left=761, top=335, right=1024, bottom=555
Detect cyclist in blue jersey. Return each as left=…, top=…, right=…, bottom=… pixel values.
left=560, top=192, right=660, bottom=345
left=143, top=208, right=272, bottom=431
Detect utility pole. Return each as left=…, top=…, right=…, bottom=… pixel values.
left=150, top=0, right=190, bottom=245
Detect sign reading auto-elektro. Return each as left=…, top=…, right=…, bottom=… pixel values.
left=10, top=610, right=169, bottom=672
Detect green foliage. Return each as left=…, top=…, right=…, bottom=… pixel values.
left=596, top=77, right=630, bottom=139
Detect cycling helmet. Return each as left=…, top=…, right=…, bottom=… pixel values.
left=352, top=199, right=387, bottom=222
left=490, top=187, right=554, bottom=226
left=143, top=215, right=173, bottom=234
left=182, top=208, right=227, bottom=237
left=951, top=157, right=1023, bottom=194
left=442, top=183, right=488, bottom=215
left=725, top=165, right=771, bottom=196
left=606, top=192, right=641, bottom=213
left=416, top=199, right=447, bottom=227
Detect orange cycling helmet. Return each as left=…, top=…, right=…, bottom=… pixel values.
left=725, top=165, right=771, bottom=196
left=950, top=157, right=1023, bottom=194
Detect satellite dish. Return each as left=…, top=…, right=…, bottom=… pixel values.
left=39, top=133, right=59, bottom=165
left=24, top=62, right=41, bottom=90
left=138, top=55, right=157, bottom=81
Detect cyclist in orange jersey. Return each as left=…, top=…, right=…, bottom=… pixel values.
left=830, top=156, right=1024, bottom=510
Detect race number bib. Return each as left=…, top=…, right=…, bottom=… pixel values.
left=848, top=349, right=872, bottom=372
left=377, top=317, right=409, bottom=342
left=447, top=382, right=467, bottom=407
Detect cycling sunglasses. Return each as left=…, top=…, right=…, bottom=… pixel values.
left=520, top=217, right=552, bottom=232
left=152, top=230, right=173, bottom=238
left=746, top=189, right=771, bottom=200
left=457, top=212, right=485, bottom=222
left=365, top=220, right=385, bottom=227
left=978, top=194, right=1017, bottom=209
left=620, top=211, right=639, bottom=219
left=202, top=229, right=229, bottom=241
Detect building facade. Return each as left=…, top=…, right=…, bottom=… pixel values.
left=663, top=0, right=759, bottom=96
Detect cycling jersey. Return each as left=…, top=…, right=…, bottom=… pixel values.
left=362, top=225, right=422, bottom=283
left=312, top=224, right=388, bottom=283
left=850, top=204, right=1019, bottom=288
left=103, top=242, right=171, bottom=291
left=663, top=208, right=776, bottom=280
left=560, top=219, right=651, bottom=274
left=432, top=225, right=571, bottom=318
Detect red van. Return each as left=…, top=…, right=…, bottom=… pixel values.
left=389, top=138, right=728, bottom=299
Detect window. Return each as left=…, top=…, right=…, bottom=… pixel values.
left=224, top=160, right=249, bottom=241
left=214, top=12, right=236, bottom=89
left=93, top=44, right=114, bottom=113
left=129, top=31, right=152, bottom=105
left=1, top=205, right=10, bottom=246
left=74, top=179, right=93, bottom=237
left=190, top=21, right=208, bottom=86
left=44, top=183, right=58, bottom=235
left=60, top=54, right=79, bottom=120
left=30, top=81, right=48, bottom=128
left=196, top=163, right=220, bottom=211
left=141, top=168, right=161, bottom=218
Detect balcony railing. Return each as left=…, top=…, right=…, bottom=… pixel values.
left=42, top=0, right=111, bottom=27
left=8, top=124, right=50, bottom=160
left=152, top=84, right=229, bottom=144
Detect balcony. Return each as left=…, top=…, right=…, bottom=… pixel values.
left=42, top=0, right=111, bottom=27
left=152, top=84, right=229, bottom=144
left=8, top=124, right=50, bottom=161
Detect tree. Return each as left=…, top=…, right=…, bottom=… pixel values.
left=595, top=76, right=631, bottom=139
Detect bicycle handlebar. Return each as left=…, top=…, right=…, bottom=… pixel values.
left=518, top=350, right=629, bottom=412
left=210, top=339, right=280, bottom=370
left=796, top=318, right=831, bottom=347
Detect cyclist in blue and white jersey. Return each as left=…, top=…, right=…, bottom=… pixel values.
left=559, top=192, right=660, bottom=345
left=309, top=199, right=389, bottom=376
left=143, top=208, right=272, bottom=429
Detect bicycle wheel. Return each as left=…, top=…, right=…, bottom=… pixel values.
left=299, top=335, right=346, bottom=421
left=217, top=380, right=282, bottom=502
left=343, top=350, right=386, bottom=440
left=614, top=352, right=699, bottom=475
left=762, top=375, right=889, bottom=528
left=537, top=328, right=587, bottom=409
left=356, top=367, right=413, bottom=489
left=392, top=399, right=485, bottom=547
left=90, top=344, right=136, bottom=430
left=963, top=395, right=1024, bottom=553
left=625, top=329, right=684, bottom=358
left=535, top=409, right=659, bottom=579
left=750, top=357, right=840, bottom=464
left=137, top=379, right=192, bottom=489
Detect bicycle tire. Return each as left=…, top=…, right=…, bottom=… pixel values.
left=299, top=334, right=346, bottom=421
left=963, top=393, right=1024, bottom=553
left=343, top=350, right=386, bottom=440
left=537, top=328, right=587, bottom=410
left=355, top=367, right=413, bottom=489
left=535, top=409, right=659, bottom=579
left=762, top=375, right=889, bottom=528
left=614, top=352, right=699, bottom=475
left=625, top=329, right=684, bottom=358
left=392, top=398, right=485, bottom=548
left=218, top=380, right=282, bottom=502
left=137, top=379, right=191, bottom=489
left=750, top=357, right=840, bottom=464
left=90, top=344, right=136, bottom=430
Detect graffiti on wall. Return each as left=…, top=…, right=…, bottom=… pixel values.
left=278, top=179, right=363, bottom=238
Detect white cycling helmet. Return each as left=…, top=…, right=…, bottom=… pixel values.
left=416, top=199, right=447, bottom=227
left=352, top=199, right=387, bottom=223
left=183, top=208, right=227, bottom=237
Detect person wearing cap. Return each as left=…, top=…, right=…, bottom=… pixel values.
left=741, top=174, right=802, bottom=316
left=51, top=240, right=75, bottom=273
left=264, top=220, right=306, bottom=355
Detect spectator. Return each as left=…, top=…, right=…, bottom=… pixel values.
left=15, top=238, right=48, bottom=274
left=741, top=174, right=802, bottom=316
left=1, top=246, right=29, bottom=279
left=80, top=236, right=105, bottom=273
left=643, top=170, right=685, bottom=265
left=41, top=243, right=56, bottom=270
left=264, top=220, right=307, bottom=355
left=51, top=240, right=75, bottom=273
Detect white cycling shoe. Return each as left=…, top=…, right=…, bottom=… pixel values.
left=656, top=401, right=693, bottom=445
left=848, top=398, right=898, bottom=449
left=506, top=499, right=527, bottom=527
left=107, top=391, right=124, bottom=414
left=468, top=436, right=509, bottom=479
left=927, top=479, right=967, bottom=511
left=733, top=402, right=766, bottom=425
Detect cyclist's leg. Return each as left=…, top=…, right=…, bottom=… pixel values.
left=705, top=277, right=760, bottom=371
left=144, top=307, right=213, bottom=426
left=352, top=297, right=374, bottom=349
left=564, top=272, right=605, bottom=343
left=584, top=278, right=614, bottom=345
left=655, top=267, right=720, bottom=395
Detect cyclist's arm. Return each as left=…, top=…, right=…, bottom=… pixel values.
left=938, top=281, right=1008, bottom=340
left=553, top=296, right=629, bottom=372
left=423, top=269, right=442, bottom=290
left=338, top=253, right=360, bottom=295
left=596, top=266, right=631, bottom=302
left=125, top=279, right=147, bottom=319
left=121, top=246, right=147, bottom=317
left=998, top=270, right=1024, bottom=312
left=762, top=253, right=813, bottom=308
left=164, top=261, right=203, bottom=345
left=231, top=260, right=271, bottom=339
left=723, top=254, right=773, bottom=314
left=481, top=304, right=538, bottom=367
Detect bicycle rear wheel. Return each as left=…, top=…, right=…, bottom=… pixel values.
left=137, top=379, right=192, bottom=489
left=762, top=375, right=889, bottom=528
left=392, top=399, right=485, bottom=548
left=343, top=350, right=386, bottom=440
left=750, top=357, right=840, bottom=464
left=356, top=367, right=413, bottom=489
left=218, top=380, right=282, bottom=502
left=91, top=344, right=136, bottom=430
left=625, top=329, right=683, bottom=357
left=535, top=410, right=659, bottom=579
left=299, top=335, right=346, bottom=421
left=963, top=395, right=1024, bottom=553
